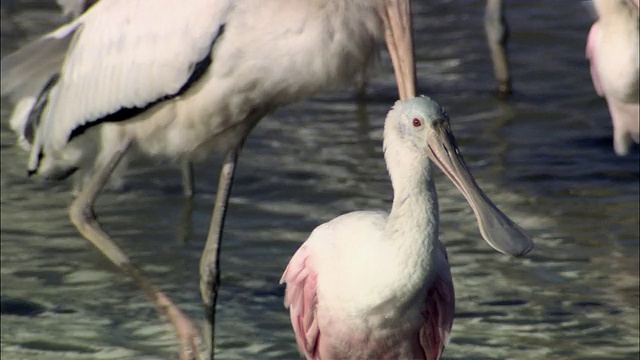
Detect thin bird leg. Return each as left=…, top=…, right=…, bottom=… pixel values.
left=182, top=160, right=195, bottom=197
left=177, top=196, right=195, bottom=244
left=68, top=138, right=204, bottom=360
left=484, top=0, right=512, bottom=96
left=199, top=147, right=241, bottom=360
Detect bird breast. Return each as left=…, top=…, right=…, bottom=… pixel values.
left=312, top=211, right=444, bottom=331
left=595, top=16, right=640, bottom=103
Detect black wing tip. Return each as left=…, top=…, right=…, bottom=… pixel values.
left=27, top=165, right=79, bottom=181
left=66, top=24, right=224, bottom=144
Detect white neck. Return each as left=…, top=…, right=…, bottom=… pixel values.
left=383, top=135, right=439, bottom=252
left=595, top=0, right=639, bottom=19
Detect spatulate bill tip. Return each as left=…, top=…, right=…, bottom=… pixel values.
left=479, top=219, right=534, bottom=257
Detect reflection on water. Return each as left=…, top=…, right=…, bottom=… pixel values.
left=1, top=0, right=638, bottom=359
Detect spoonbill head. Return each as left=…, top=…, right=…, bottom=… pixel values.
left=282, top=96, right=533, bottom=360
left=586, top=0, right=639, bottom=155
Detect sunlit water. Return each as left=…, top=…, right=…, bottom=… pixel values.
left=1, top=1, right=638, bottom=359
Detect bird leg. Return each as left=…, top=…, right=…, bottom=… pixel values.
left=484, top=0, right=512, bottom=96
left=182, top=160, right=195, bottom=197
left=199, top=147, right=241, bottom=360
left=177, top=196, right=195, bottom=244
left=68, top=138, right=204, bottom=360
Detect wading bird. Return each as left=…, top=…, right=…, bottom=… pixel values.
left=586, top=0, right=639, bottom=155
left=0, top=0, right=416, bottom=359
left=281, top=96, right=533, bottom=359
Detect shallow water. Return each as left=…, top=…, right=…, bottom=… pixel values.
left=1, top=1, right=638, bottom=359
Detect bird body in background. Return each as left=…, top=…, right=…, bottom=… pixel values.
left=0, top=0, right=416, bottom=358
left=281, top=97, right=533, bottom=360
left=4, top=0, right=382, bottom=181
left=586, top=0, right=639, bottom=155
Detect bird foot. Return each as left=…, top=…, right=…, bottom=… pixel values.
left=156, top=292, right=206, bottom=360
left=177, top=321, right=205, bottom=360
left=496, top=82, right=512, bottom=99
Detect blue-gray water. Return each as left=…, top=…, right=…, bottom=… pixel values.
left=1, top=1, right=638, bottom=359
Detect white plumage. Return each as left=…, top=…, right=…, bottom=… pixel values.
left=6, top=0, right=230, bottom=175
left=586, top=0, right=639, bottom=155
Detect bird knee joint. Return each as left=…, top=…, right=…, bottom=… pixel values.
left=68, top=203, right=94, bottom=228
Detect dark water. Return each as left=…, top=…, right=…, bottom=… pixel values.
left=1, top=1, right=638, bottom=359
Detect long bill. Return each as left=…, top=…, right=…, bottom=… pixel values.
left=382, top=0, right=416, bottom=101
left=426, top=120, right=534, bottom=257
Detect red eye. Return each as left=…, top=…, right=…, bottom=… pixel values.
left=412, top=118, right=422, bottom=127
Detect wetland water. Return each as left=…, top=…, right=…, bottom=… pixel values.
left=1, top=1, right=638, bottom=359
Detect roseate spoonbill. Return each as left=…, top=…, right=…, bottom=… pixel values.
left=281, top=96, right=533, bottom=359
left=0, top=0, right=416, bottom=358
left=586, top=0, right=639, bottom=155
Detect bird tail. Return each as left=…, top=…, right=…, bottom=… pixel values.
left=1, top=22, right=80, bottom=151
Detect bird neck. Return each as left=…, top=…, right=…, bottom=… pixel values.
left=596, top=0, right=639, bottom=19
left=384, top=144, right=440, bottom=250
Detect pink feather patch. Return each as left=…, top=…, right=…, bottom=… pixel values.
left=586, top=21, right=603, bottom=96
left=281, top=244, right=320, bottom=359
left=419, top=273, right=455, bottom=360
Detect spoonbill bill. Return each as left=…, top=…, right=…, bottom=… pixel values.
left=586, top=0, right=639, bottom=155
left=1, top=0, right=416, bottom=358
left=281, top=96, right=533, bottom=359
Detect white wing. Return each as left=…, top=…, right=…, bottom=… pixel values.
left=2, top=21, right=80, bottom=151
left=1, top=21, right=78, bottom=102
left=24, top=0, right=232, bottom=169
left=3, top=0, right=92, bottom=151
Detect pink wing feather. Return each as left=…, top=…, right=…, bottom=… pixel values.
left=281, top=244, right=320, bottom=360
left=419, top=259, right=455, bottom=360
left=586, top=21, right=603, bottom=96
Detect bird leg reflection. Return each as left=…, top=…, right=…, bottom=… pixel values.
left=68, top=138, right=204, bottom=360
left=182, top=160, right=195, bottom=197
left=177, top=194, right=195, bottom=245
